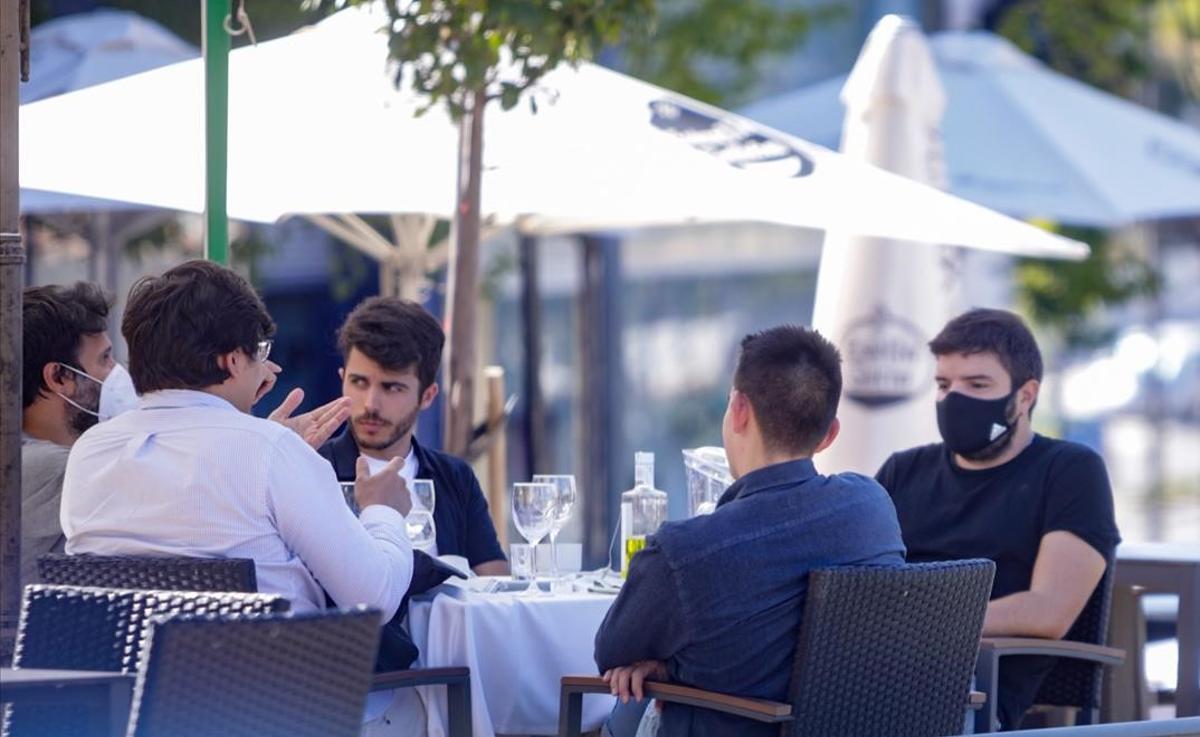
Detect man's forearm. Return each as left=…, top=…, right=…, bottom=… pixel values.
left=983, top=590, right=1077, bottom=639
left=985, top=531, right=1108, bottom=639
left=473, top=559, right=509, bottom=576
left=594, top=548, right=681, bottom=672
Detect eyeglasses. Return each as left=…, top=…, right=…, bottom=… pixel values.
left=253, top=340, right=273, bottom=363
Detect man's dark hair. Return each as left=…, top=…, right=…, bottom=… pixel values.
left=337, top=297, right=444, bottom=391
left=22, top=283, right=112, bottom=409
left=928, top=308, right=1043, bottom=389
left=122, top=260, right=275, bottom=394
left=733, top=325, right=842, bottom=455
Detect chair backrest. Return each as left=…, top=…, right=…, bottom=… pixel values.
left=1033, top=560, right=1116, bottom=711
left=38, top=553, right=257, bottom=592
left=15, top=584, right=289, bottom=672
left=128, top=608, right=382, bottom=737
left=786, top=559, right=995, bottom=737
left=8, top=585, right=288, bottom=737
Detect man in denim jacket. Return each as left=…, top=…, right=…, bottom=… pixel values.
left=595, top=325, right=906, bottom=737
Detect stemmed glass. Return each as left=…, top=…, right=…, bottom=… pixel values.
left=343, top=480, right=436, bottom=552
left=511, top=481, right=558, bottom=595
left=406, top=510, right=436, bottom=552
left=410, top=479, right=436, bottom=513
left=532, top=474, right=577, bottom=589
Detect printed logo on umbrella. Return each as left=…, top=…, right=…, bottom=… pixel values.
left=648, top=99, right=816, bottom=179
left=840, top=305, right=934, bottom=408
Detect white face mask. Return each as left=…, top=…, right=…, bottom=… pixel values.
left=57, top=362, right=140, bottom=421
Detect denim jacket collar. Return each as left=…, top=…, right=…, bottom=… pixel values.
left=718, top=457, right=818, bottom=507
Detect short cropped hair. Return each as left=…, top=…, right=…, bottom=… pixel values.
left=23, top=283, right=112, bottom=409
left=122, top=260, right=275, bottom=393
left=928, top=308, right=1043, bottom=389
left=337, top=297, right=444, bottom=392
left=733, top=325, right=842, bottom=455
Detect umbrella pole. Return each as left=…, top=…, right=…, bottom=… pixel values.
left=0, top=0, right=28, bottom=665
left=203, top=0, right=230, bottom=264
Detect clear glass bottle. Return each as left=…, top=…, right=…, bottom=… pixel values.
left=620, top=451, right=668, bottom=578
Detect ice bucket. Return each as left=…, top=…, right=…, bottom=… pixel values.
left=682, top=446, right=733, bottom=517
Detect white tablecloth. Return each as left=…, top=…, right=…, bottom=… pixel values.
left=409, top=585, right=617, bottom=737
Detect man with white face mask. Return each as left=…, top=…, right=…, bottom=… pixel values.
left=20, top=282, right=128, bottom=586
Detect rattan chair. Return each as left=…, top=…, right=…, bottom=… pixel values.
left=38, top=553, right=257, bottom=593
left=7, top=584, right=288, bottom=737
left=36, top=552, right=473, bottom=737
left=560, top=559, right=996, bottom=737
left=974, top=562, right=1125, bottom=732
left=127, top=608, right=381, bottom=737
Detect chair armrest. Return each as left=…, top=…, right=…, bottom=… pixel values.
left=372, top=666, right=470, bottom=691
left=968, top=690, right=986, bottom=710
left=559, top=675, right=793, bottom=724
left=979, top=637, right=1126, bottom=667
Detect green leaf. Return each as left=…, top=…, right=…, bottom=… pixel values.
left=356, top=0, right=658, bottom=120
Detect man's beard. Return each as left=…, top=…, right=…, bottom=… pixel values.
left=352, top=405, right=420, bottom=453
left=957, top=393, right=1019, bottom=463
left=67, top=381, right=101, bottom=437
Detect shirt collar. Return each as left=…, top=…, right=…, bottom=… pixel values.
left=718, top=457, right=818, bottom=507
left=138, top=389, right=240, bottom=413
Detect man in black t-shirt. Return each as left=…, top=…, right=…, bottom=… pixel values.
left=875, top=308, right=1120, bottom=731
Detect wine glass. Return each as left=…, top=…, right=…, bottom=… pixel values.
left=511, top=481, right=557, bottom=595
left=532, top=474, right=577, bottom=589
left=410, top=478, right=436, bottom=513
left=406, top=509, right=437, bottom=553
left=339, top=482, right=359, bottom=515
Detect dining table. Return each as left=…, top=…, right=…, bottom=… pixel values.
left=407, top=577, right=619, bottom=737
left=1115, top=542, right=1200, bottom=716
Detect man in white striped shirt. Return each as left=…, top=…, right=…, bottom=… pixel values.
left=61, top=260, right=414, bottom=618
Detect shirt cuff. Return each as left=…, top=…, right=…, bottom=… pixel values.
left=359, top=504, right=407, bottom=528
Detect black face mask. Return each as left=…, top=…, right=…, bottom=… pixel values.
left=936, top=390, right=1017, bottom=456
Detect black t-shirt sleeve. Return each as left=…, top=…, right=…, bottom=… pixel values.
left=875, top=454, right=899, bottom=493
left=1041, top=446, right=1121, bottom=560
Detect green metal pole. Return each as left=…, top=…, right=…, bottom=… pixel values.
left=203, top=0, right=229, bottom=264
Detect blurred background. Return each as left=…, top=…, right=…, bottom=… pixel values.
left=20, top=0, right=1198, bottom=563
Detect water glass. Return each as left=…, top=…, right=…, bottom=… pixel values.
left=511, top=481, right=557, bottom=595
left=510, top=543, right=534, bottom=582
left=532, top=474, right=577, bottom=586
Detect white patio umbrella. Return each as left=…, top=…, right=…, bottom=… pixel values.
left=21, top=9, right=196, bottom=215
left=18, top=5, right=1088, bottom=259
left=809, top=15, right=960, bottom=476
left=740, top=27, right=1200, bottom=227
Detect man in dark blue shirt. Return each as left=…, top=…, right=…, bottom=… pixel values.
left=595, top=325, right=906, bottom=737
left=318, top=297, right=507, bottom=575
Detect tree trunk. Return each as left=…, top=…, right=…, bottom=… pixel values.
left=444, top=88, right=486, bottom=456
left=0, top=0, right=27, bottom=665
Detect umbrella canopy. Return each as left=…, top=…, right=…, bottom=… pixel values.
left=811, top=14, right=961, bottom=476
left=741, top=28, right=1200, bottom=227
left=19, top=5, right=1087, bottom=258
left=21, top=8, right=197, bottom=104
left=21, top=9, right=196, bottom=215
